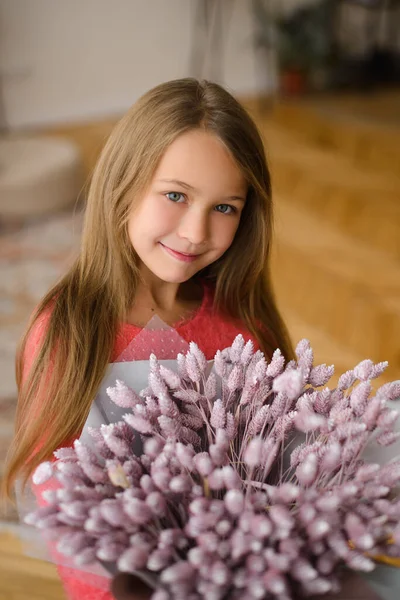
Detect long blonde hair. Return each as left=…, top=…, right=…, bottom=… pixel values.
left=3, top=78, right=293, bottom=498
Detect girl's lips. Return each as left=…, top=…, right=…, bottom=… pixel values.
left=159, top=243, right=199, bottom=263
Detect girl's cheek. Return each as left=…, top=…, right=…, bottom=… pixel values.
left=153, top=196, right=180, bottom=223
left=213, top=216, right=240, bottom=247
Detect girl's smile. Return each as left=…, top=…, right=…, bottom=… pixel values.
left=158, top=242, right=201, bottom=263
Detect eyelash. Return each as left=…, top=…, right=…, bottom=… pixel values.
left=165, top=192, right=237, bottom=215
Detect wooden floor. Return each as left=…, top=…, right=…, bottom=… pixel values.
left=0, top=526, right=65, bottom=600
left=2, top=88, right=400, bottom=597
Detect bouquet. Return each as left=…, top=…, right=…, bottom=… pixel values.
left=25, top=337, right=400, bottom=600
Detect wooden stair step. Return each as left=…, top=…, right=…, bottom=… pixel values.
left=320, top=89, right=400, bottom=123
left=272, top=197, right=400, bottom=382
left=261, top=123, right=400, bottom=261
left=270, top=96, right=400, bottom=177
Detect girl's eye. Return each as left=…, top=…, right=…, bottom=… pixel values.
left=215, top=204, right=236, bottom=215
left=166, top=192, right=185, bottom=203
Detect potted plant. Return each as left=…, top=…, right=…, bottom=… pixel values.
left=253, top=0, right=336, bottom=94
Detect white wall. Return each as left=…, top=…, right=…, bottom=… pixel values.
left=0, top=0, right=276, bottom=129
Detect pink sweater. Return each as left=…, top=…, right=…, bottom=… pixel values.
left=24, top=285, right=259, bottom=599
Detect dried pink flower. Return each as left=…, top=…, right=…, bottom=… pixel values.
left=266, top=349, right=285, bottom=378
left=308, top=364, right=335, bottom=387
left=106, top=380, right=141, bottom=409
left=273, top=369, right=304, bottom=400
left=32, top=461, right=54, bottom=485
left=210, top=399, right=226, bottom=429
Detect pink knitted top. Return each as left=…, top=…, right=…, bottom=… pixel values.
left=24, top=284, right=259, bottom=600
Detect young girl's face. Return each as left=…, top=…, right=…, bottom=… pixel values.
left=128, top=129, right=247, bottom=284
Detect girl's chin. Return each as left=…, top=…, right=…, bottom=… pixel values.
left=159, top=272, right=197, bottom=284
left=146, top=264, right=200, bottom=284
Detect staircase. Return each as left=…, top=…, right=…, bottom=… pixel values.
left=246, top=92, right=400, bottom=385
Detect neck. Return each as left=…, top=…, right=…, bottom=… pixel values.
left=136, top=280, right=181, bottom=311
left=135, top=266, right=201, bottom=312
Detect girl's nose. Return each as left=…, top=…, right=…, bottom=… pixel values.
left=177, top=207, right=209, bottom=246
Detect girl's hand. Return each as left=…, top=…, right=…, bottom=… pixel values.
left=111, top=572, right=152, bottom=600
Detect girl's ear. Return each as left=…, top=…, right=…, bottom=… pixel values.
left=111, top=572, right=152, bottom=600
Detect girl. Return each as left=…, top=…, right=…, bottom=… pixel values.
left=3, top=78, right=293, bottom=599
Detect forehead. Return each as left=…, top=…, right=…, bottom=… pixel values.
left=154, top=130, right=247, bottom=192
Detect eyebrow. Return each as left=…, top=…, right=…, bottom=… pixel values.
left=157, top=178, right=246, bottom=202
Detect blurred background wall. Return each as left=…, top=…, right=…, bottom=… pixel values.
left=0, top=0, right=268, bottom=128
